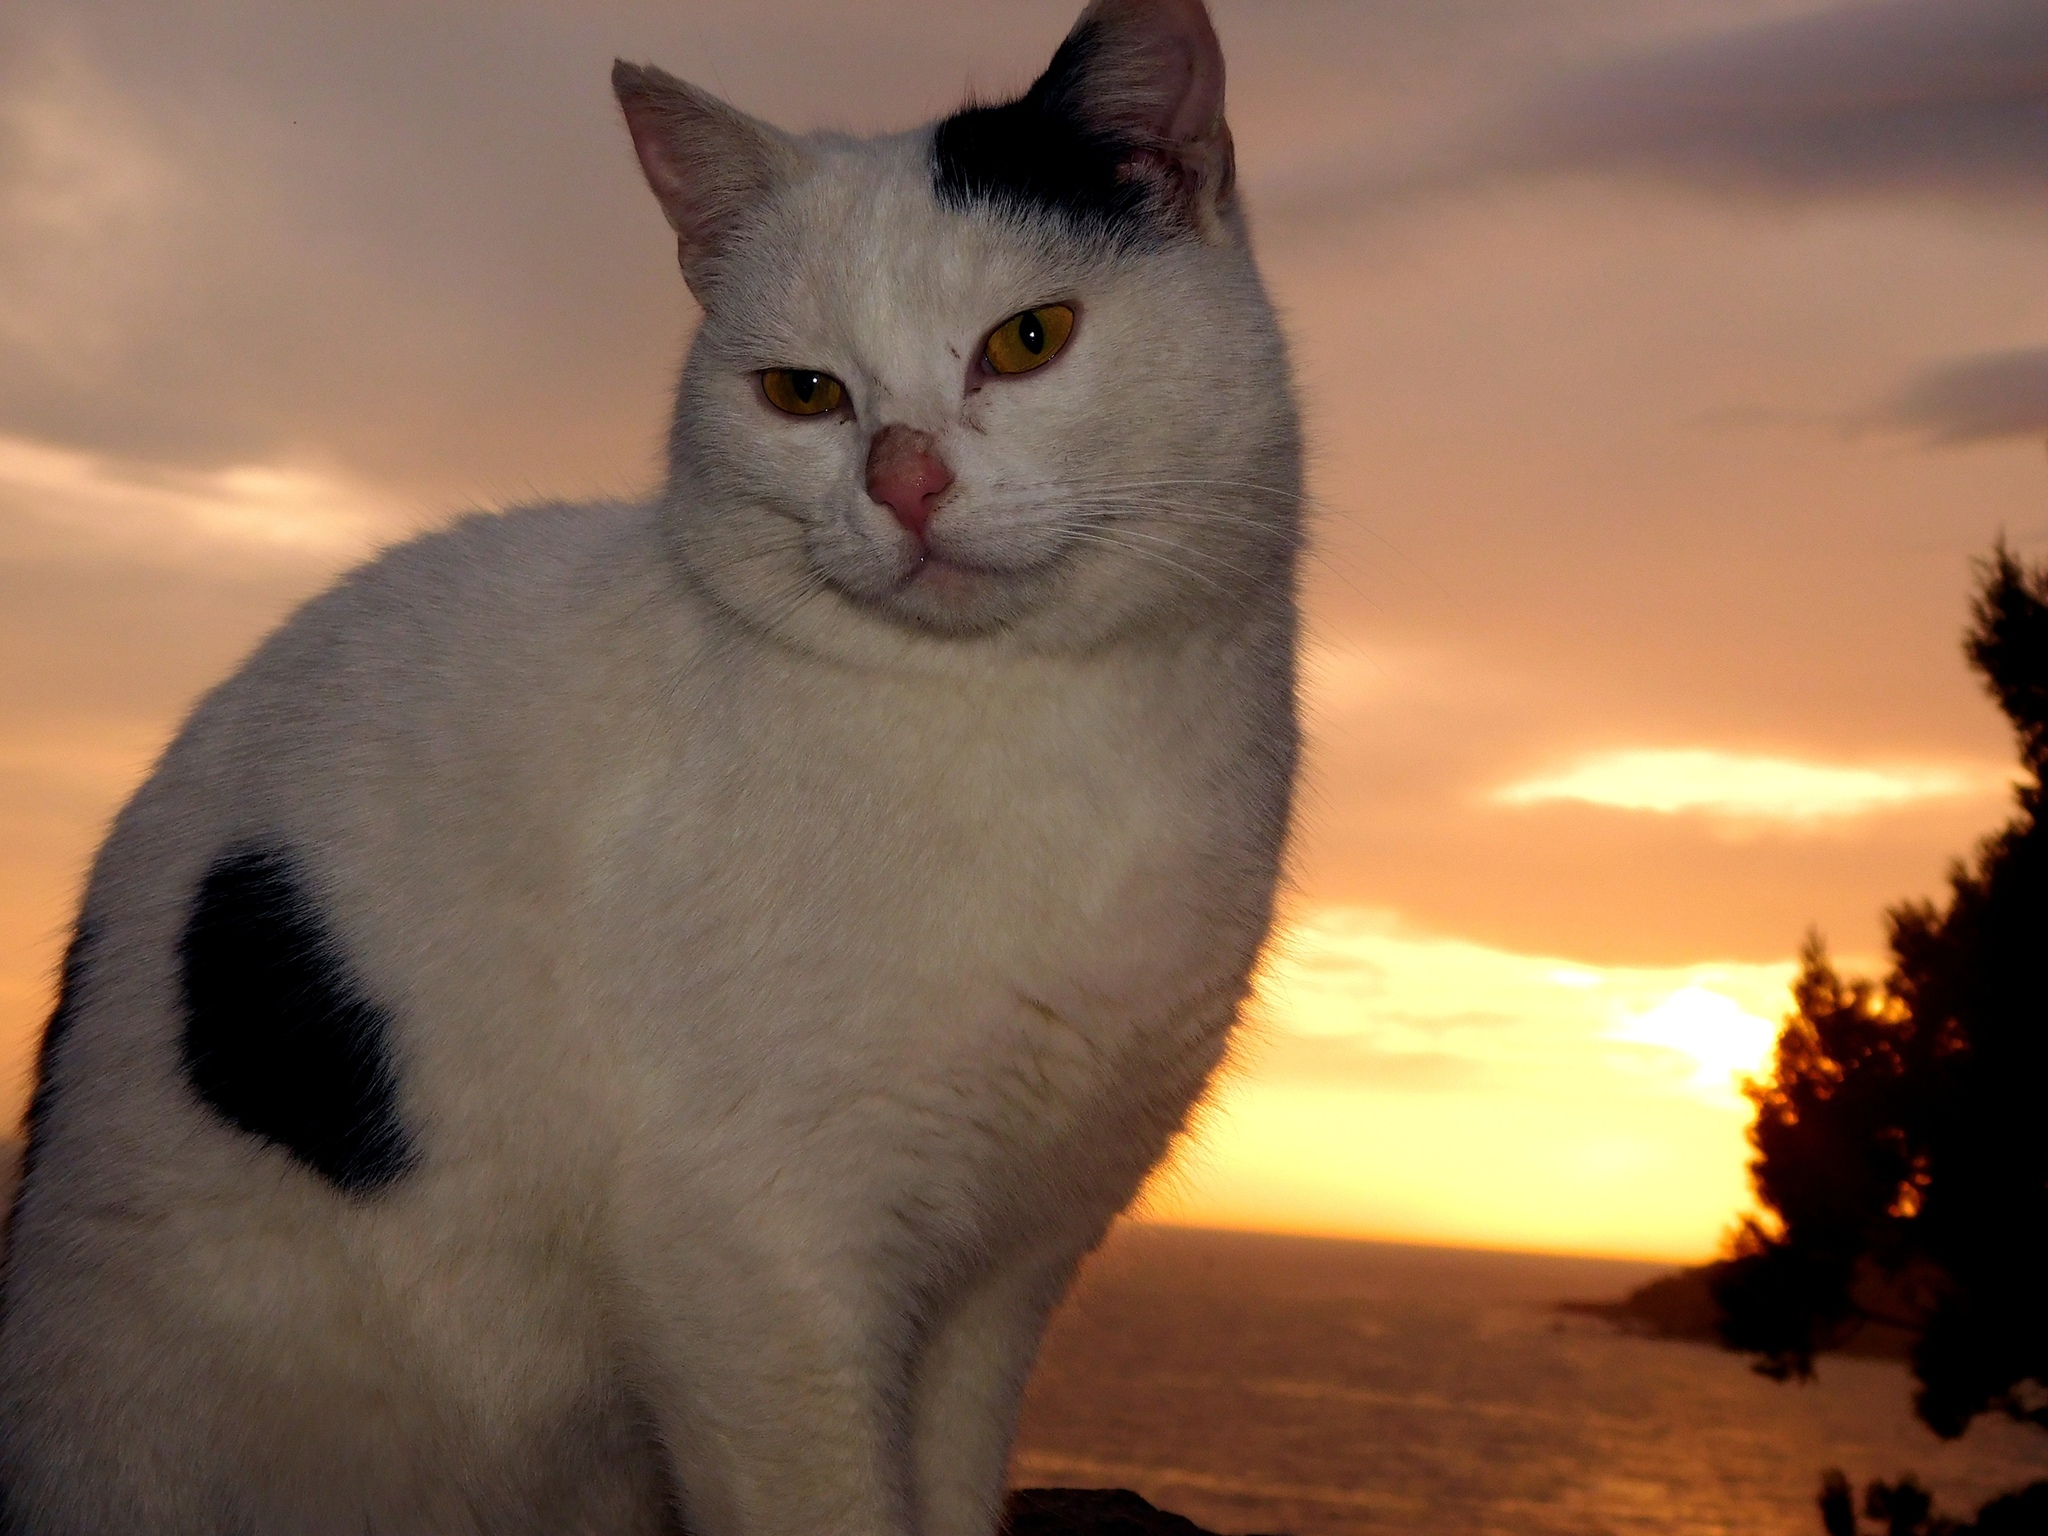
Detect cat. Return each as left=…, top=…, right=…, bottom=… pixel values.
left=0, top=0, right=1301, bottom=1530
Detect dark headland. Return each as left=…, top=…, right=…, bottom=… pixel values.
left=1561, top=1258, right=1913, bottom=1360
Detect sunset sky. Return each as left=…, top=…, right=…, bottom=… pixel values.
left=3, top=0, right=2044, bottom=1262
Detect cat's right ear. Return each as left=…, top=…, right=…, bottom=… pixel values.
left=612, top=62, right=801, bottom=301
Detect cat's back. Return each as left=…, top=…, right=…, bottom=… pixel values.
left=99, top=498, right=682, bottom=896
left=20, top=499, right=697, bottom=1217
left=171, top=496, right=680, bottom=785
left=0, top=500, right=714, bottom=1532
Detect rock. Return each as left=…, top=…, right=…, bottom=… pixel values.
left=1559, top=1263, right=1729, bottom=1343
left=1560, top=1259, right=1916, bottom=1360
left=1005, top=1487, right=1282, bottom=1536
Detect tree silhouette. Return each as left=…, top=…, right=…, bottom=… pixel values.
left=1711, top=545, right=2048, bottom=1535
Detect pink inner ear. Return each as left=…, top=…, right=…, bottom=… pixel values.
left=613, top=63, right=796, bottom=289
left=1085, top=0, right=1227, bottom=147
left=1163, top=35, right=1223, bottom=145
left=620, top=99, right=693, bottom=233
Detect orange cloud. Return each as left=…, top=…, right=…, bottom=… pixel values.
left=1141, top=908, right=1808, bottom=1261
left=1492, top=748, right=2000, bottom=823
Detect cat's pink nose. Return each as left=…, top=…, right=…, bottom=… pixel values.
left=865, top=425, right=953, bottom=540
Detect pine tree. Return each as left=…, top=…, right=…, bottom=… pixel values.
left=1712, top=545, right=2048, bottom=1535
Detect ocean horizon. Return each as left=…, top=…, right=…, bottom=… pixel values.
left=1012, top=1224, right=2046, bottom=1536
left=3, top=1147, right=2039, bottom=1532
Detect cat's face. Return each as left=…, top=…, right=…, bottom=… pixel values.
left=621, top=0, right=1300, bottom=657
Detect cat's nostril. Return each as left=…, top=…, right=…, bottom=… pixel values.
left=864, top=425, right=954, bottom=540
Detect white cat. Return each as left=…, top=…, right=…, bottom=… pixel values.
left=0, top=0, right=1301, bottom=1530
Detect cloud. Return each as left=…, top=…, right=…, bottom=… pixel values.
left=0, top=0, right=700, bottom=494
left=0, top=433, right=409, bottom=572
left=0, top=31, right=180, bottom=369
left=1875, top=347, right=2048, bottom=443
left=1150, top=905, right=1805, bottom=1257
left=1243, top=1032, right=1482, bottom=1094
left=1248, top=905, right=1800, bottom=1099
left=1493, top=0, right=2048, bottom=201
left=1608, top=985, right=1781, bottom=1102
left=1493, top=748, right=1995, bottom=823
left=0, top=0, right=1104, bottom=498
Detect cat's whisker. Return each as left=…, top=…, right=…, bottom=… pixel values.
left=1053, top=529, right=1241, bottom=599
left=1011, top=470, right=1309, bottom=499
left=975, top=491, right=1286, bottom=525
left=967, top=481, right=1420, bottom=614
left=1020, top=496, right=1299, bottom=545
left=1042, top=480, right=1444, bottom=597
left=760, top=571, right=835, bottom=633
left=1010, top=496, right=1384, bottom=615
left=986, top=472, right=1432, bottom=581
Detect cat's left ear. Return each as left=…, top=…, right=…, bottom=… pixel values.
left=1056, top=0, right=1235, bottom=233
left=612, top=61, right=802, bottom=301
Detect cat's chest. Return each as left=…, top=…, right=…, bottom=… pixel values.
left=597, top=645, right=1275, bottom=1022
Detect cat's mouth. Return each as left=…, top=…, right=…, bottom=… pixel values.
left=833, top=535, right=1064, bottom=636
left=902, top=549, right=999, bottom=599
left=798, top=513, right=1067, bottom=637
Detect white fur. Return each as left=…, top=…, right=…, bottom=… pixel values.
left=0, top=3, right=1301, bottom=1530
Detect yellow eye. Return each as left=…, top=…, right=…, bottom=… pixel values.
left=761, top=369, right=846, bottom=416
left=983, top=304, right=1075, bottom=376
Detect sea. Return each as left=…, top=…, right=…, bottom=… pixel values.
left=1009, top=1225, right=2048, bottom=1536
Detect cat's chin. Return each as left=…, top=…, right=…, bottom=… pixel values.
left=884, top=554, right=1039, bottom=635
left=907, top=553, right=996, bottom=602
left=819, top=551, right=1056, bottom=638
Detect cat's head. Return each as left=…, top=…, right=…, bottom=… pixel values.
left=616, top=0, right=1299, bottom=660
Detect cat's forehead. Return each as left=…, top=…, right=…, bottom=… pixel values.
left=736, top=132, right=1110, bottom=354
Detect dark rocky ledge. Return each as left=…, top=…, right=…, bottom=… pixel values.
left=1561, top=1260, right=1914, bottom=1360
left=1006, top=1487, right=1283, bottom=1536
left=1558, top=1262, right=1731, bottom=1342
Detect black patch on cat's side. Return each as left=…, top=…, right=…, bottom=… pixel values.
left=180, top=846, right=414, bottom=1196
left=2, top=921, right=95, bottom=1284
left=932, top=23, right=1158, bottom=238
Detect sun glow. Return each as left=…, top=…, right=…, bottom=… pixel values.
left=1493, top=748, right=1990, bottom=822
left=1609, top=985, right=1780, bottom=1102
left=1140, top=908, right=1806, bottom=1261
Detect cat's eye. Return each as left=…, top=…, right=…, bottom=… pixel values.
left=761, top=369, right=846, bottom=416
left=983, top=305, right=1075, bottom=376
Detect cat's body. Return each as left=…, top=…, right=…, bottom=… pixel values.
left=0, top=3, right=1301, bottom=1532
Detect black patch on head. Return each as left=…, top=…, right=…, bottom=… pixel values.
left=932, top=22, right=1157, bottom=237
left=180, top=846, right=414, bottom=1195
left=2, top=921, right=95, bottom=1284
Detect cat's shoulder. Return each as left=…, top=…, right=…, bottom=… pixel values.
left=251, top=498, right=677, bottom=670
left=328, top=497, right=663, bottom=618
left=173, top=497, right=696, bottom=763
